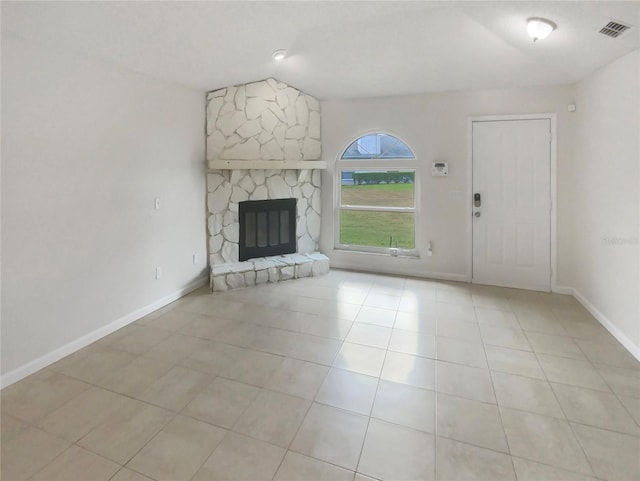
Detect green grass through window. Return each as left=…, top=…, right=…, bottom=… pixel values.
left=339, top=183, right=415, bottom=249
left=340, top=211, right=415, bottom=249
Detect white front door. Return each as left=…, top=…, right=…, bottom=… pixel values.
left=472, top=118, right=552, bottom=291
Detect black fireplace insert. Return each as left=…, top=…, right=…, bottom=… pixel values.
left=238, top=198, right=297, bottom=261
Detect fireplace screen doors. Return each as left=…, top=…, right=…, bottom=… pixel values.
left=239, top=198, right=297, bottom=261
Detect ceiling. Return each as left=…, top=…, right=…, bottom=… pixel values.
left=2, top=1, right=639, bottom=99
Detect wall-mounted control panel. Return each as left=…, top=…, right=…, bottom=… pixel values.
left=431, top=162, right=448, bottom=176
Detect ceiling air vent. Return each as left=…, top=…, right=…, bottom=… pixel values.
left=599, top=20, right=632, bottom=38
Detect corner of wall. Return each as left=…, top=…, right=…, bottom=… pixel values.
left=565, top=48, right=640, bottom=358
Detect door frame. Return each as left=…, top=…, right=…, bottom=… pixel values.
left=466, top=114, right=558, bottom=292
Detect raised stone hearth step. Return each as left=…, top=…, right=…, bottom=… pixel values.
left=210, top=252, right=329, bottom=291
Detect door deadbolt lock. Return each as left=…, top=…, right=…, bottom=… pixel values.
left=474, top=212, right=481, bottom=218
left=474, top=193, right=481, bottom=207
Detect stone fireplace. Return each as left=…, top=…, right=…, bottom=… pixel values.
left=206, top=78, right=328, bottom=290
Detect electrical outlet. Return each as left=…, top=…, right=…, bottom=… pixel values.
left=155, top=266, right=162, bottom=279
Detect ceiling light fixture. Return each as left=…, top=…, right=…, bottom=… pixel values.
left=527, top=17, right=556, bottom=42
left=272, top=49, right=287, bottom=61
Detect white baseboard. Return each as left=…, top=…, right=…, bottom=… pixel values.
left=552, top=285, right=574, bottom=295
left=407, top=271, right=469, bottom=283
left=330, top=262, right=468, bottom=283
left=571, top=288, right=640, bottom=362
left=0, top=276, right=208, bottom=389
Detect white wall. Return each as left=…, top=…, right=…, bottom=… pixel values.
left=1, top=35, right=208, bottom=384
left=571, top=49, right=640, bottom=354
left=320, top=85, right=574, bottom=284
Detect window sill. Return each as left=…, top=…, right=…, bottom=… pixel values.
left=334, top=246, right=420, bottom=259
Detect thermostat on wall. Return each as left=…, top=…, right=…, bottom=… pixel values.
left=431, top=162, right=449, bottom=176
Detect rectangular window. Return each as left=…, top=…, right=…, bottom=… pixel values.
left=339, top=170, right=416, bottom=250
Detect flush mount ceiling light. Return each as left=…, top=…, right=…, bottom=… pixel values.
left=527, top=17, right=557, bottom=42
left=272, top=49, right=287, bottom=61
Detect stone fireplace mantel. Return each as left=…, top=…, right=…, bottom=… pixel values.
left=208, top=159, right=327, bottom=170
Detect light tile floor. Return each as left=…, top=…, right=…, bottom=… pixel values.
left=2, top=270, right=639, bottom=481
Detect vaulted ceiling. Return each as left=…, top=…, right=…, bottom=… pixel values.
left=2, top=1, right=639, bottom=99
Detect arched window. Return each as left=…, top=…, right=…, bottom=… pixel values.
left=336, top=133, right=418, bottom=254
left=342, top=133, right=415, bottom=159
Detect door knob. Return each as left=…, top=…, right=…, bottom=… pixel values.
left=474, top=212, right=481, bottom=218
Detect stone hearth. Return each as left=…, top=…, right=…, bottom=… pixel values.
left=211, top=252, right=329, bottom=291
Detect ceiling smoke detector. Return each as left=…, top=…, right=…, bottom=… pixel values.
left=599, top=20, right=632, bottom=38
left=527, top=17, right=557, bottom=42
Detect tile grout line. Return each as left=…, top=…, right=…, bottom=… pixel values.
left=527, top=320, right=599, bottom=479
left=573, top=340, right=640, bottom=433
left=474, top=306, right=519, bottom=480
left=351, top=278, right=403, bottom=479
left=269, top=284, right=369, bottom=481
